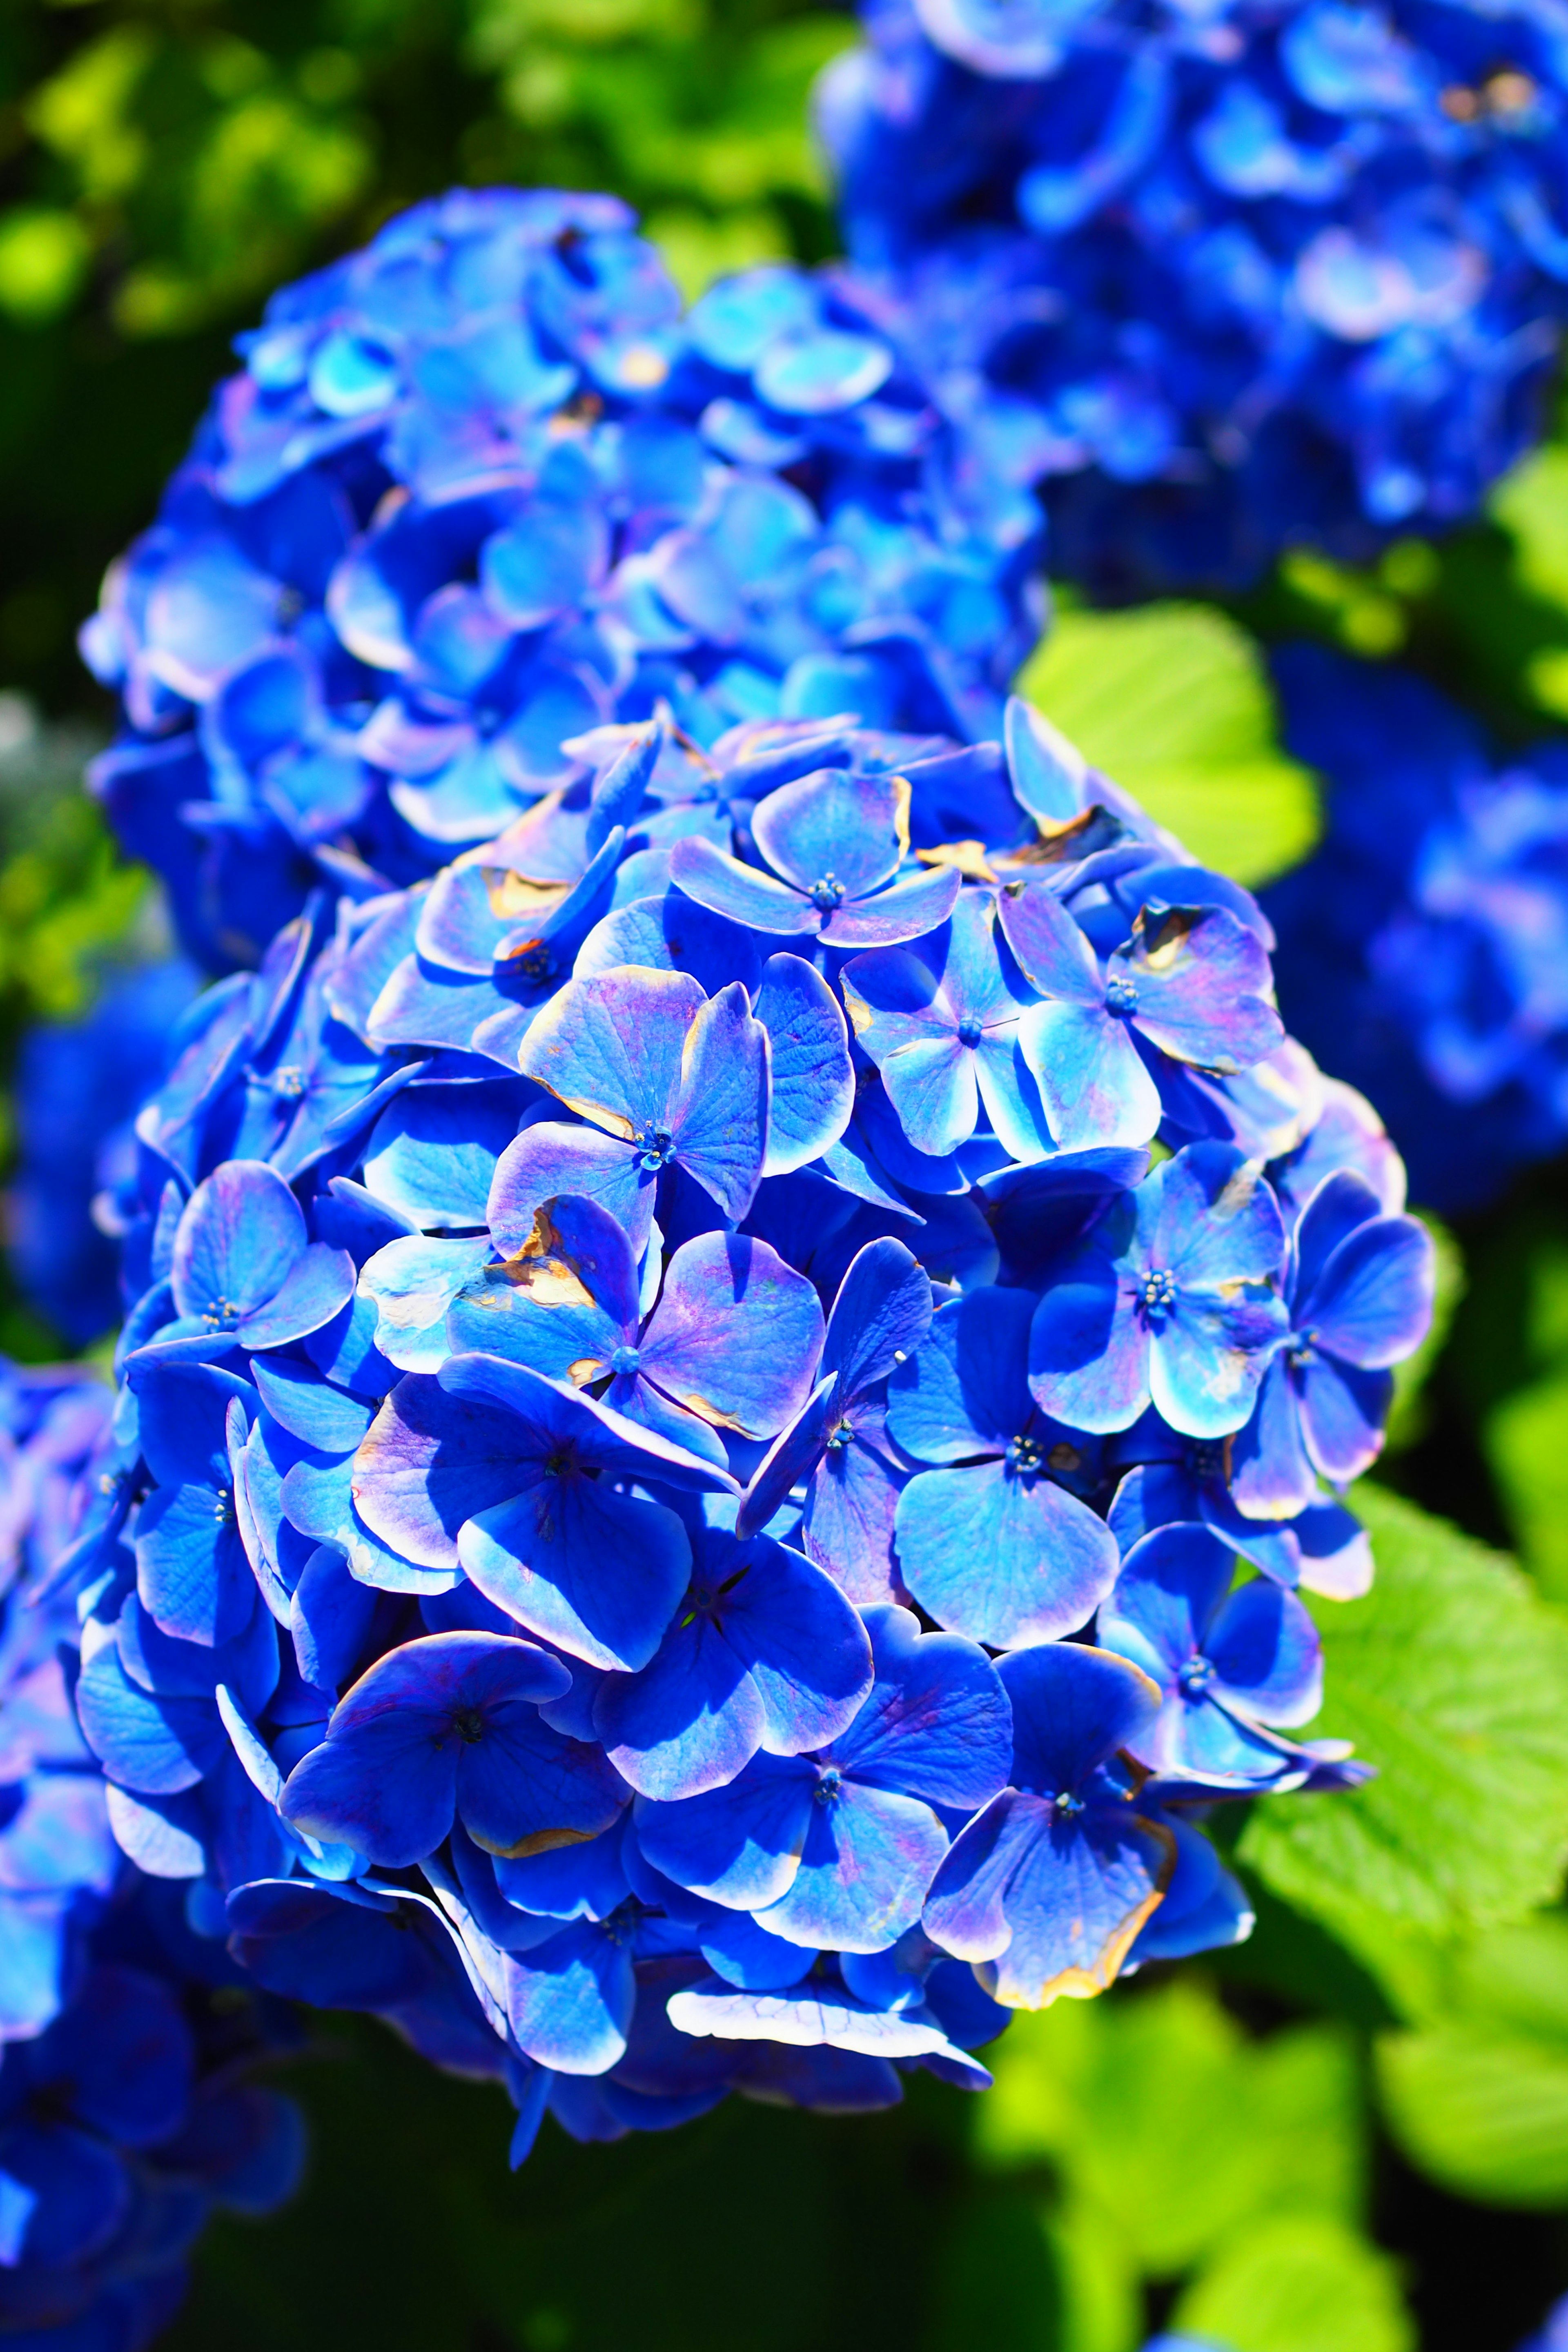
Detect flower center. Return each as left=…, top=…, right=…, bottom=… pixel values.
left=826, top=1420, right=853, bottom=1451
left=957, top=1014, right=984, bottom=1048
left=203, top=1296, right=243, bottom=1332
left=632, top=1125, right=676, bottom=1172
left=815, top=1766, right=844, bottom=1806
left=1140, top=1268, right=1177, bottom=1321
left=452, top=1706, right=486, bottom=1744
left=1053, top=1790, right=1085, bottom=1819
left=512, top=941, right=556, bottom=986
left=1179, top=1654, right=1216, bottom=1699
left=808, top=874, right=846, bottom=911
left=1105, top=971, right=1138, bottom=1017
left=213, top=1486, right=236, bottom=1531
left=608, top=1344, right=641, bottom=1376
left=1289, top=1327, right=1319, bottom=1369
left=270, top=1064, right=307, bottom=1099
left=1005, top=1432, right=1044, bottom=1476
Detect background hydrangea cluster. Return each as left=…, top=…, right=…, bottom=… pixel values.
left=821, top=0, right=1568, bottom=591
left=54, top=677, right=1433, bottom=2161
left=1264, top=639, right=1568, bottom=1213
left=80, top=187, right=1040, bottom=974
left=0, top=1360, right=302, bottom=2352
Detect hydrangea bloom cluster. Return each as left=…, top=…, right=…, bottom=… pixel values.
left=79, top=187, right=1042, bottom=974
left=819, top=0, right=1568, bottom=590
left=1265, top=641, right=1568, bottom=1211
left=68, top=694, right=1432, bottom=2154
left=0, top=1360, right=303, bottom=2349
left=10, top=960, right=202, bottom=1346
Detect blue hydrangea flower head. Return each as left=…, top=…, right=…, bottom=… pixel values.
left=820, top=0, right=1568, bottom=588
left=1264, top=639, right=1568, bottom=1210
left=80, top=187, right=1043, bottom=972
left=65, top=691, right=1433, bottom=2161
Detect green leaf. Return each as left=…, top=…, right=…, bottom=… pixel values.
left=1174, top=2216, right=1414, bottom=2352
left=1238, top=1486, right=1568, bottom=1964
left=1486, top=1373, right=1568, bottom=1602
left=1377, top=1916, right=1568, bottom=2206
left=975, top=1980, right=1362, bottom=2276
left=1016, top=602, right=1320, bottom=885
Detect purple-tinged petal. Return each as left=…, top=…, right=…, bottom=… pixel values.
left=752, top=767, right=907, bottom=903
left=755, top=953, right=854, bottom=1176
left=824, top=1238, right=933, bottom=1399
left=669, top=837, right=819, bottom=933
left=520, top=967, right=706, bottom=1133
left=171, top=1160, right=306, bottom=1325
left=803, top=1424, right=906, bottom=1606
left=1303, top=1216, right=1436, bottom=1370
left=829, top=1604, right=1012, bottom=1811
left=668, top=980, right=768, bottom=1221
left=1018, top=1000, right=1161, bottom=1151
left=1029, top=1251, right=1151, bottom=1434
left=927, top=1789, right=1173, bottom=2006
left=1299, top=1355, right=1392, bottom=1483
left=488, top=1122, right=652, bottom=1261
left=1122, top=905, right=1283, bottom=1073
left=641, top=1232, right=824, bottom=1441
left=351, top=1373, right=537, bottom=1573
left=896, top=1457, right=1118, bottom=1649
left=822, top=865, right=961, bottom=948
left=237, top=1243, right=356, bottom=1350
left=758, top=1781, right=947, bottom=1953
left=1152, top=1288, right=1289, bottom=1440
left=1207, top=1579, right=1323, bottom=1725
left=1229, top=1353, right=1319, bottom=1521
left=633, top=1752, right=817, bottom=1908
left=459, top=1481, right=693, bottom=1674
left=1000, top=1643, right=1164, bottom=1797
left=996, top=884, right=1103, bottom=1006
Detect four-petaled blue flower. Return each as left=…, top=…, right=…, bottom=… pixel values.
left=924, top=1643, right=1176, bottom=2006
left=1029, top=1143, right=1290, bottom=1438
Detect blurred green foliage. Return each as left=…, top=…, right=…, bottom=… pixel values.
left=1019, top=601, right=1322, bottom=887
left=0, top=0, right=848, bottom=719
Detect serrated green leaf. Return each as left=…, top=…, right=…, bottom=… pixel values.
left=1174, top=2216, right=1413, bottom=2352
left=1238, top=1487, right=1568, bottom=1955
left=1017, top=603, right=1320, bottom=885
left=1377, top=1916, right=1568, bottom=2206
